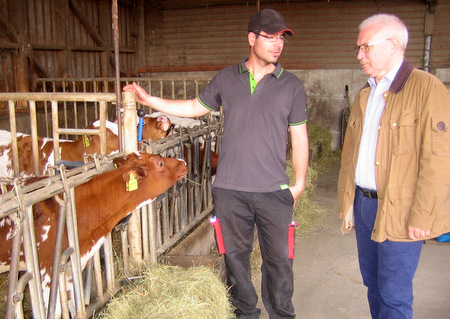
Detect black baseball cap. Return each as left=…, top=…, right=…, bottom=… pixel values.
left=248, top=9, right=293, bottom=36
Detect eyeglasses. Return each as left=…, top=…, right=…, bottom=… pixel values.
left=354, top=38, right=390, bottom=55
left=255, top=32, right=288, bottom=43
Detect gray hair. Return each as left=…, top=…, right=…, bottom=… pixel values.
left=360, top=13, right=409, bottom=50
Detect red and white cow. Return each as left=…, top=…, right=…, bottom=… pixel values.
left=0, top=121, right=119, bottom=178
left=149, top=112, right=219, bottom=175
left=141, top=115, right=171, bottom=141
left=0, top=152, right=187, bottom=318
left=0, top=116, right=172, bottom=179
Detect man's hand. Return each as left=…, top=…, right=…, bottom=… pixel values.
left=408, top=226, right=431, bottom=240
left=123, top=82, right=150, bottom=106
left=289, top=184, right=304, bottom=207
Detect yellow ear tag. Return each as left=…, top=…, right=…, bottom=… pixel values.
left=126, top=173, right=138, bottom=192
left=82, top=135, right=91, bottom=147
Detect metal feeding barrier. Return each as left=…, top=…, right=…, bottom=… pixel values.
left=0, top=90, right=223, bottom=318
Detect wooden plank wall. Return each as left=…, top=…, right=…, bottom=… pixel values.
left=433, top=0, right=450, bottom=68
left=0, top=0, right=139, bottom=94
left=1, top=0, right=449, bottom=94
left=144, top=0, right=449, bottom=73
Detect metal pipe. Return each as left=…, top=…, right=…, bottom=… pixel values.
left=46, top=200, right=68, bottom=319
left=103, top=233, right=115, bottom=292
left=5, top=213, right=22, bottom=319
left=93, top=250, right=104, bottom=299
left=112, top=0, right=123, bottom=152
left=29, top=100, right=40, bottom=176
left=66, top=187, right=86, bottom=318
left=423, top=34, right=432, bottom=73
left=0, top=92, right=116, bottom=102
left=8, top=100, right=19, bottom=176
left=21, top=203, right=46, bottom=318
left=423, top=11, right=435, bottom=73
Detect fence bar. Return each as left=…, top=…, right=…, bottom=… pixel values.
left=51, top=100, right=61, bottom=164
left=21, top=203, right=46, bottom=318
left=5, top=212, right=22, bottom=319
left=0, top=92, right=116, bottom=102
left=99, top=100, right=107, bottom=155
left=29, top=100, right=41, bottom=176
left=46, top=199, right=67, bottom=319
left=148, top=203, right=158, bottom=264
left=8, top=100, right=19, bottom=176
left=66, top=186, right=86, bottom=318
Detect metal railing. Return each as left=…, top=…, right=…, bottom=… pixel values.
left=0, top=92, right=116, bottom=177
left=34, top=76, right=213, bottom=115
left=0, top=90, right=222, bottom=318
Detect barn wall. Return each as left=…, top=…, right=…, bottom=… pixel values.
left=1, top=0, right=449, bottom=149
left=142, top=0, right=450, bottom=150
left=144, top=0, right=449, bottom=72
left=0, top=0, right=140, bottom=93
left=433, top=0, right=450, bottom=70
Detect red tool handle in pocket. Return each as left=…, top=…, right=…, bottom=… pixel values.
left=288, top=221, right=298, bottom=259
left=210, top=216, right=226, bottom=254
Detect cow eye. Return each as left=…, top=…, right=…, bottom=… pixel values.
left=158, top=158, right=164, bottom=167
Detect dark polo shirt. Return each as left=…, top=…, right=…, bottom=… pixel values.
left=198, top=59, right=307, bottom=192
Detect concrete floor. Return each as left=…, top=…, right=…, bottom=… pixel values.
left=256, top=162, right=450, bottom=319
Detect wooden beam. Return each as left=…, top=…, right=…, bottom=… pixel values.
left=0, top=10, right=49, bottom=79
left=69, top=0, right=106, bottom=47
left=69, top=0, right=117, bottom=72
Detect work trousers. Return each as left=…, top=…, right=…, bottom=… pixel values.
left=354, top=187, right=423, bottom=319
left=213, top=187, right=296, bottom=319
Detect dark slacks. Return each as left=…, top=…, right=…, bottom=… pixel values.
left=354, top=187, right=423, bottom=319
left=213, top=187, right=296, bottom=319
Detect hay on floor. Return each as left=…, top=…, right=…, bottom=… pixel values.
left=94, top=264, right=234, bottom=319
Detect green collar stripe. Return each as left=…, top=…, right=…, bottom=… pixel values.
left=289, top=119, right=308, bottom=126
left=276, top=68, right=284, bottom=78
left=197, top=96, right=215, bottom=111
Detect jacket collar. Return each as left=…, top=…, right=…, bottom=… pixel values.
left=363, top=60, right=415, bottom=93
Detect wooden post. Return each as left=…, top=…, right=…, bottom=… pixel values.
left=122, top=91, right=142, bottom=265
left=9, top=0, right=29, bottom=105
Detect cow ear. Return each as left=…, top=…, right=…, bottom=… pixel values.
left=123, top=167, right=147, bottom=182
left=113, top=157, right=126, bottom=168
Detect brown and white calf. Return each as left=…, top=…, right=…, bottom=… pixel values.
left=0, top=152, right=187, bottom=317
left=0, top=116, right=171, bottom=179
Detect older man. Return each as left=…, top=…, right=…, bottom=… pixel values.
left=338, top=13, right=450, bottom=319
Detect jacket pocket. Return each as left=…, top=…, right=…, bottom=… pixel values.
left=431, top=116, right=450, bottom=156
left=386, top=186, right=414, bottom=238
left=390, top=110, right=417, bottom=155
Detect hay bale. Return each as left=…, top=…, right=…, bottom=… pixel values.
left=94, top=264, right=234, bottom=319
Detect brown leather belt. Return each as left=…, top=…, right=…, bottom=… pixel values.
left=357, top=186, right=378, bottom=199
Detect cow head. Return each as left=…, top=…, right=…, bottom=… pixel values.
left=142, top=116, right=172, bottom=141
left=113, top=153, right=187, bottom=198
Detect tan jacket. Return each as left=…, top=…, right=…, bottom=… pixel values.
left=338, top=61, right=450, bottom=242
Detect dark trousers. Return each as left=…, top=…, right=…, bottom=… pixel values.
left=213, top=187, right=296, bottom=319
left=354, top=187, right=423, bottom=319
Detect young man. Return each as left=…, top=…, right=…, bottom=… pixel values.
left=338, top=13, right=450, bottom=319
left=124, top=9, right=308, bottom=318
